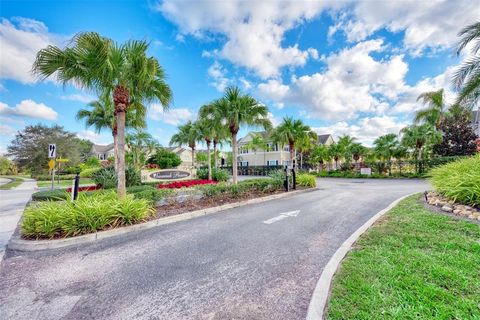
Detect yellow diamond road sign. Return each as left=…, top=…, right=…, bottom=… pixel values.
left=48, top=159, right=55, bottom=170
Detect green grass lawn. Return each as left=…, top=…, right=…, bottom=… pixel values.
left=0, top=176, right=25, bottom=190
left=326, top=195, right=480, bottom=320
left=36, top=178, right=95, bottom=188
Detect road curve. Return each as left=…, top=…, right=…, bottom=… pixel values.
left=0, top=178, right=429, bottom=320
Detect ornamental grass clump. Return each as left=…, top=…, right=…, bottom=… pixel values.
left=22, top=191, right=153, bottom=239
left=430, top=154, right=480, bottom=206
left=296, top=173, right=317, bottom=187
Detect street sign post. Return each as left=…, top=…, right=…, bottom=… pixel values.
left=48, top=144, right=56, bottom=190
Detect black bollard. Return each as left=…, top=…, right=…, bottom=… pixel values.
left=284, top=165, right=289, bottom=192
left=292, top=160, right=296, bottom=190
left=73, top=172, right=80, bottom=201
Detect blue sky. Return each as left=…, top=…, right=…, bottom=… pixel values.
left=0, top=0, right=478, bottom=153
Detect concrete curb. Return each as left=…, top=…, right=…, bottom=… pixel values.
left=305, top=193, right=416, bottom=320
left=8, top=188, right=317, bottom=252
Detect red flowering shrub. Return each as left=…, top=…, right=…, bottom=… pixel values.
left=145, top=163, right=159, bottom=169
left=157, top=180, right=217, bottom=189
left=66, top=185, right=101, bottom=193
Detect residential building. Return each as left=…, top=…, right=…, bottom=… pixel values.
left=472, top=110, right=479, bottom=136
left=90, top=143, right=114, bottom=160
left=236, top=131, right=334, bottom=167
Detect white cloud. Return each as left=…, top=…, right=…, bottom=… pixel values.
left=60, top=93, right=95, bottom=104
left=0, top=99, right=58, bottom=120
left=258, top=39, right=410, bottom=119
left=156, top=0, right=336, bottom=78
left=207, top=61, right=230, bottom=92
left=76, top=130, right=111, bottom=145
left=332, top=0, right=478, bottom=55
left=0, top=124, right=17, bottom=136
left=149, top=105, right=195, bottom=126
left=0, top=17, right=64, bottom=84
left=314, top=116, right=408, bottom=146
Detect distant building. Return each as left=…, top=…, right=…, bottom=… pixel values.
left=165, top=146, right=194, bottom=169
left=90, top=143, right=114, bottom=160
left=471, top=110, right=480, bottom=136
left=236, top=131, right=334, bottom=167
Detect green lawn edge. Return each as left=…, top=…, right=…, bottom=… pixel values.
left=326, top=195, right=480, bottom=320
left=0, top=176, right=25, bottom=190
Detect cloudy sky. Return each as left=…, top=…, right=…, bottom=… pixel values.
left=0, top=0, right=478, bottom=153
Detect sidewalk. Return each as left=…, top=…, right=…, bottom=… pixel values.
left=0, top=179, right=36, bottom=260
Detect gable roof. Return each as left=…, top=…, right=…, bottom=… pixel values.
left=91, top=143, right=114, bottom=154
left=317, top=134, right=333, bottom=144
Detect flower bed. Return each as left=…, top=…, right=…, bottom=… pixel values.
left=66, top=185, right=101, bottom=193
left=157, top=179, right=216, bottom=189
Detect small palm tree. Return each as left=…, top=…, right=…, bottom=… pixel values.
left=328, top=143, right=343, bottom=170
left=453, top=21, right=480, bottom=107
left=196, top=117, right=215, bottom=180
left=296, top=134, right=317, bottom=169
left=373, top=133, right=399, bottom=175
left=33, top=32, right=172, bottom=199
left=126, top=131, right=159, bottom=169
left=272, top=117, right=315, bottom=167
left=170, top=121, right=202, bottom=170
left=245, top=133, right=267, bottom=166
left=337, top=135, right=357, bottom=166
left=401, top=124, right=441, bottom=173
left=204, top=87, right=271, bottom=184
left=311, top=144, right=331, bottom=171
left=76, top=97, right=146, bottom=171
left=415, top=89, right=447, bottom=129
left=349, top=142, right=367, bottom=167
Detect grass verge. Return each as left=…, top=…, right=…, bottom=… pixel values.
left=0, top=176, right=25, bottom=190
left=326, top=195, right=480, bottom=320
left=36, top=178, right=95, bottom=188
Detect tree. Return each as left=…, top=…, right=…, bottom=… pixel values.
left=245, top=133, right=267, bottom=166
left=296, top=133, right=317, bottom=169
left=170, top=121, right=202, bottom=170
left=126, top=131, right=159, bottom=169
left=433, top=108, right=478, bottom=156
left=328, top=143, right=343, bottom=170
left=7, top=125, right=84, bottom=175
left=33, top=32, right=172, bottom=199
left=272, top=117, right=315, bottom=167
left=349, top=142, right=367, bottom=167
left=453, top=21, right=480, bottom=107
left=415, top=89, right=447, bottom=129
left=337, top=135, right=357, bottom=167
left=196, top=117, right=215, bottom=180
left=401, top=124, right=442, bottom=173
left=311, top=144, right=331, bottom=171
left=147, top=148, right=181, bottom=169
left=0, top=156, right=18, bottom=175
left=373, top=133, right=399, bottom=175
left=204, top=87, right=271, bottom=184
left=76, top=97, right=146, bottom=171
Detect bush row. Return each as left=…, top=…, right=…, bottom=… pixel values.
left=196, top=168, right=230, bottom=182
left=22, top=191, right=153, bottom=238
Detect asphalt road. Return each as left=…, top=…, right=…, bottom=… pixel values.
left=0, top=178, right=429, bottom=320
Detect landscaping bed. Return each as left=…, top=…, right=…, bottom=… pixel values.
left=326, top=195, right=480, bottom=319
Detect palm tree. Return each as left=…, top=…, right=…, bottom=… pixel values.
left=204, top=87, right=271, bottom=184
left=328, top=143, right=343, bottom=170
left=198, top=103, right=230, bottom=169
left=296, top=133, right=317, bottom=169
left=415, top=89, right=447, bottom=129
left=76, top=97, right=146, bottom=171
left=373, top=133, right=399, bottom=175
left=349, top=142, right=367, bottom=168
left=272, top=117, right=315, bottom=167
left=170, top=121, right=202, bottom=171
left=337, top=135, right=357, bottom=166
left=401, top=124, right=442, bottom=173
left=33, top=32, right=172, bottom=199
left=311, top=144, right=331, bottom=171
left=245, top=133, right=267, bottom=166
left=196, top=117, right=215, bottom=180
left=453, top=21, right=480, bottom=107
left=126, top=131, right=159, bottom=170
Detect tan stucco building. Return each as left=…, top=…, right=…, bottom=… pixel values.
left=236, top=131, right=334, bottom=167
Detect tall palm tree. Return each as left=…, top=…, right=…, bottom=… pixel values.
left=272, top=117, right=315, bottom=167
left=415, top=89, right=447, bottom=129
left=170, top=121, right=202, bottom=170
left=204, top=87, right=271, bottom=184
left=198, top=103, right=229, bottom=170
left=453, top=21, right=480, bottom=107
left=76, top=97, right=146, bottom=171
left=373, top=133, right=399, bottom=175
left=33, top=32, right=172, bottom=199
left=195, top=117, right=215, bottom=180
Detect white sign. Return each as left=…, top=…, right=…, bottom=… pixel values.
left=360, top=167, right=372, bottom=175
left=48, top=144, right=56, bottom=158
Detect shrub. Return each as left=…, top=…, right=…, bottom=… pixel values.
left=84, top=156, right=101, bottom=167
left=197, top=168, right=230, bottom=182
left=22, top=191, right=153, bottom=238
left=430, top=154, right=480, bottom=206
left=158, top=179, right=216, bottom=189
left=62, top=166, right=81, bottom=174
left=296, top=173, right=316, bottom=187
left=79, top=167, right=100, bottom=178
left=147, top=148, right=181, bottom=169
left=32, top=173, right=77, bottom=181
left=92, top=166, right=141, bottom=189
left=32, top=189, right=69, bottom=201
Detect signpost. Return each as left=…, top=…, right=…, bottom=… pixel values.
left=48, top=144, right=56, bottom=190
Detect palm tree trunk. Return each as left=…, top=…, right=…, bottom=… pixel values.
left=300, top=152, right=303, bottom=169
left=116, top=111, right=126, bottom=199
left=289, top=143, right=295, bottom=166
left=191, top=147, right=195, bottom=170
left=232, top=132, right=238, bottom=184
left=213, top=140, right=218, bottom=168
left=206, top=140, right=212, bottom=180
left=112, top=130, right=118, bottom=173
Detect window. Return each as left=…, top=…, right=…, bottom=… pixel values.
left=283, top=145, right=289, bottom=152
left=283, top=160, right=290, bottom=166
left=267, top=160, right=278, bottom=166
left=238, top=161, right=249, bottom=167
left=266, top=143, right=278, bottom=152
left=239, top=146, right=249, bottom=154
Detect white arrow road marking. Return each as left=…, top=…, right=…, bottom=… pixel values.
left=263, top=210, right=300, bottom=224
